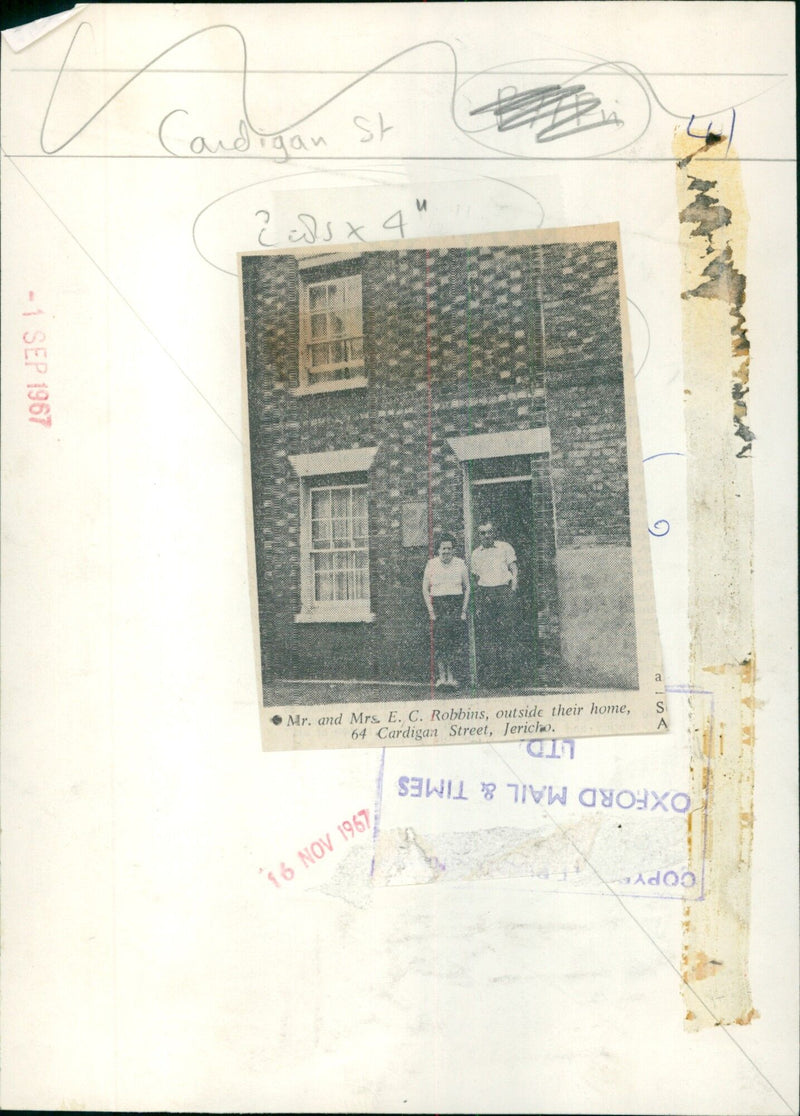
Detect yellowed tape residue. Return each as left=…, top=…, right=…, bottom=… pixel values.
left=674, top=131, right=757, bottom=1030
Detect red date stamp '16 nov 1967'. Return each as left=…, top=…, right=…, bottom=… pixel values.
left=23, top=292, right=51, bottom=428
left=261, top=808, right=371, bottom=890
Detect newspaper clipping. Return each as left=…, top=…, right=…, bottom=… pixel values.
left=240, top=225, right=666, bottom=749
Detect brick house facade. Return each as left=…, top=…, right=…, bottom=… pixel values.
left=242, top=233, right=638, bottom=696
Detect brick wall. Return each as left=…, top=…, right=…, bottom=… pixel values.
left=537, top=240, right=631, bottom=548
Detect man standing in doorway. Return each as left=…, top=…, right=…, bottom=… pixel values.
left=470, top=521, right=518, bottom=688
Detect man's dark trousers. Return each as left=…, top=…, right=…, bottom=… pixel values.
left=475, top=584, right=514, bottom=688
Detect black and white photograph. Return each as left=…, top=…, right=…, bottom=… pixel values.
left=240, top=225, right=664, bottom=748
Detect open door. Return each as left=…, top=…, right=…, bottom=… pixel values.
left=467, top=455, right=538, bottom=688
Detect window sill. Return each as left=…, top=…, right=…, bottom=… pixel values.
left=292, top=376, right=368, bottom=397
left=294, top=606, right=376, bottom=624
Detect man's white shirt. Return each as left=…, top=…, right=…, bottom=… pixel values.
left=470, top=541, right=516, bottom=586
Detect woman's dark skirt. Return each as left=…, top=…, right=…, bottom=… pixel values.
left=433, top=594, right=465, bottom=657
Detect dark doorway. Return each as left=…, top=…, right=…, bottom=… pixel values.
left=468, top=457, right=538, bottom=687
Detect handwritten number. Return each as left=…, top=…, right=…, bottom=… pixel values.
left=382, top=209, right=405, bottom=239
left=256, top=209, right=276, bottom=248
left=687, top=108, right=736, bottom=154
left=686, top=114, right=705, bottom=139
left=728, top=107, right=736, bottom=154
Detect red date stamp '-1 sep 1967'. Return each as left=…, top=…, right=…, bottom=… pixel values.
left=23, top=291, right=52, bottom=428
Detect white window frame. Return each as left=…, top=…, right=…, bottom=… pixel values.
left=289, top=448, right=378, bottom=623
left=296, top=271, right=366, bottom=395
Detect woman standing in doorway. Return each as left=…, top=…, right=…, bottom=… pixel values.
left=422, top=533, right=470, bottom=689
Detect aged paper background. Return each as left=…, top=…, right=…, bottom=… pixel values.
left=1, top=3, right=796, bottom=1112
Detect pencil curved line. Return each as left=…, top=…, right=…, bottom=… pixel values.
left=627, top=296, right=651, bottom=379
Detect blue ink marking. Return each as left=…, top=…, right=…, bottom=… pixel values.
left=506, top=783, right=568, bottom=805
left=371, top=686, right=711, bottom=903
left=643, top=451, right=686, bottom=463
left=687, top=106, right=737, bottom=157
left=397, top=776, right=469, bottom=799
left=524, top=738, right=575, bottom=759
left=369, top=746, right=386, bottom=877
left=687, top=113, right=713, bottom=140
left=576, top=788, right=690, bottom=812
left=619, top=869, right=698, bottom=889
left=642, top=453, right=686, bottom=537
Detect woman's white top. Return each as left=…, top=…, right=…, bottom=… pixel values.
left=424, top=556, right=468, bottom=596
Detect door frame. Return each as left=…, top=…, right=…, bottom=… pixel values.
left=448, top=427, right=551, bottom=691
left=463, top=465, right=539, bottom=689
